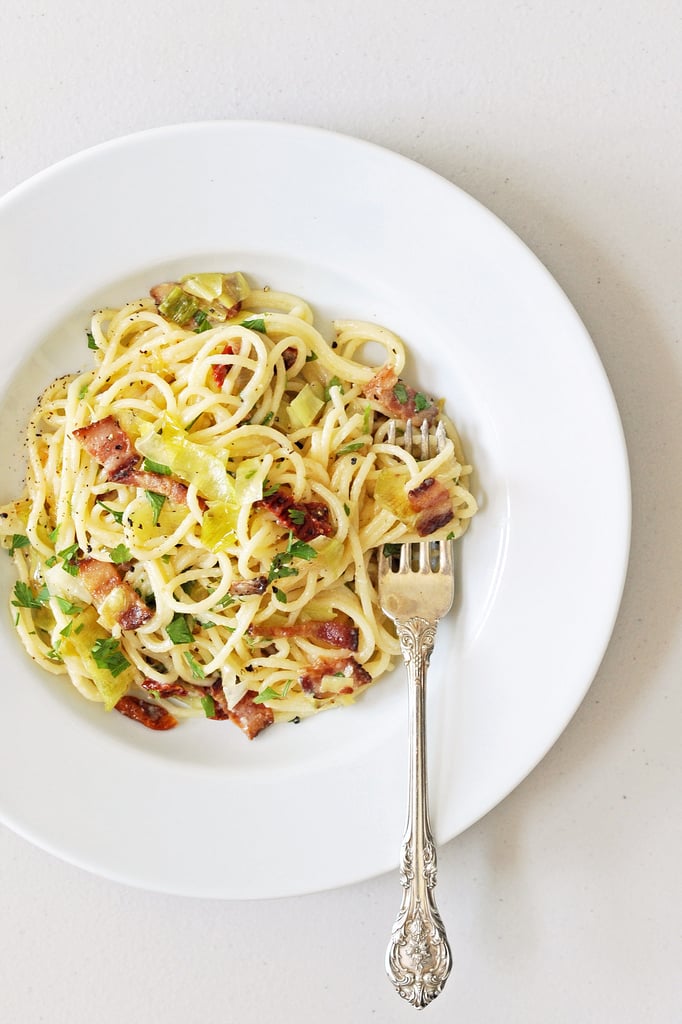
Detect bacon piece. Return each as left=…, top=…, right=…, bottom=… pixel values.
left=203, top=680, right=230, bottom=720
left=299, top=655, right=372, bottom=698
left=229, top=576, right=268, bottom=597
left=115, top=695, right=177, bottom=730
left=73, top=416, right=138, bottom=481
left=362, top=366, right=438, bottom=426
left=118, top=468, right=191, bottom=506
left=140, top=677, right=188, bottom=698
left=250, top=618, right=358, bottom=650
left=257, top=488, right=333, bottom=541
left=228, top=690, right=274, bottom=739
left=407, top=477, right=454, bottom=536
left=150, top=282, right=176, bottom=306
left=73, top=415, right=193, bottom=508
left=77, top=557, right=153, bottom=630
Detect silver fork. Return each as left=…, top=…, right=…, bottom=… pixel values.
left=379, top=418, right=454, bottom=1009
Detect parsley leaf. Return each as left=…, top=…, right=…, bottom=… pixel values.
left=392, top=382, right=409, bottom=404
left=12, top=581, right=49, bottom=609
left=145, top=490, right=166, bottom=526
left=78, top=383, right=89, bottom=400
left=446, top=531, right=455, bottom=540
left=262, top=480, right=280, bottom=497
left=253, top=680, right=292, bottom=704
left=55, top=596, right=82, bottom=616
left=201, top=694, right=216, bottom=717
left=86, top=330, right=97, bottom=350
left=53, top=541, right=79, bottom=575
left=8, top=534, right=30, bottom=556
left=166, top=613, right=194, bottom=645
left=142, top=457, right=172, bottom=476
left=343, top=503, right=351, bottom=516
left=287, top=508, right=305, bottom=525
left=184, top=651, right=205, bottom=679
left=336, top=441, right=365, bottom=456
left=274, top=587, right=288, bottom=604
left=261, top=411, right=274, bottom=426
left=96, top=500, right=124, bottom=525
left=240, top=316, right=267, bottom=333
left=91, top=637, right=130, bottom=677
left=110, top=543, right=131, bottom=564
left=48, top=525, right=60, bottom=544
left=193, top=310, right=212, bottom=334
left=414, top=392, right=430, bottom=412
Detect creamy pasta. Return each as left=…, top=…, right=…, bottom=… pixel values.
left=0, top=274, right=476, bottom=737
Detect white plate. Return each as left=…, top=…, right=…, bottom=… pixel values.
left=0, top=122, right=629, bottom=899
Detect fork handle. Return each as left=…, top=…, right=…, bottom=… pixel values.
left=386, top=615, right=452, bottom=1008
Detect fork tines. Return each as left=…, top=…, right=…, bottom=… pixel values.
left=387, top=417, right=447, bottom=459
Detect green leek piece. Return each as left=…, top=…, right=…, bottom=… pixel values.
left=60, top=607, right=134, bottom=710
left=179, top=273, right=225, bottom=303
left=374, top=468, right=415, bottom=524
left=137, top=418, right=235, bottom=504
left=289, top=384, right=324, bottom=429
left=158, top=285, right=200, bottom=326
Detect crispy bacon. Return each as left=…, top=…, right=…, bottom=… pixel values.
left=299, top=655, right=372, bottom=698
left=257, top=487, right=333, bottom=541
left=77, top=557, right=153, bottom=630
left=229, top=576, right=268, bottom=597
left=115, top=695, right=177, bottom=730
left=362, top=366, right=438, bottom=426
left=228, top=690, right=274, bottom=739
left=73, top=415, right=193, bottom=508
left=73, top=416, right=138, bottom=481
left=140, top=677, right=188, bottom=698
left=204, top=680, right=230, bottom=720
left=249, top=618, right=358, bottom=650
left=407, top=477, right=454, bottom=536
left=119, top=468, right=191, bottom=506
left=149, top=282, right=176, bottom=307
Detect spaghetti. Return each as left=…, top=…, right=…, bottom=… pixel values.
left=0, top=274, right=477, bottom=737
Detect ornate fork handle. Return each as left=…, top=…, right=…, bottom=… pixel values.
left=386, top=615, right=452, bottom=1009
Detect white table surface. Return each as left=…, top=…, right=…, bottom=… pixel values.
left=1, top=3, right=680, bottom=1022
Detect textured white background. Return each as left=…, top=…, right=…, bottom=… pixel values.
left=1, top=2, right=681, bottom=1022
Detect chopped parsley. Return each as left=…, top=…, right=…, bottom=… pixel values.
left=343, top=503, right=351, bottom=516
left=336, top=441, right=365, bottom=456
left=362, top=404, right=372, bottom=433
left=184, top=651, right=205, bottom=679
left=57, top=542, right=80, bottom=576
left=253, top=680, right=292, bottom=704
left=11, top=581, right=49, bottom=609
left=287, top=508, right=305, bottom=525
left=414, top=392, right=430, bottom=412
left=193, top=310, right=212, bottom=334
left=267, top=532, right=317, bottom=584
left=145, top=490, right=166, bottom=526
left=97, top=500, right=124, bottom=525
left=45, top=555, right=58, bottom=567
left=446, top=531, right=455, bottom=540
left=110, top=543, right=131, bottom=564
left=78, top=384, right=89, bottom=400
left=8, top=534, right=30, bottom=556
left=274, top=587, right=288, bottom=604
left=201, top=694, right=216, bottom=717
left=142, top=457, right=172, bottom=476
left=262, top=480, right=280, bottom=497
left=166, top=613, right=194, bottom=645
left=261, top=411, right=275, bottom=426
left=305, top=351, right=318, bottom=362
left=240, top=316, right=267, bottom=333
left=48, top=525, right=60, bottom=544
left=392, top=381, right=409, bottom=405
left=86, top=330, right=98, bottom=350
left=91, top=637, right=130, bottom=677
left=54, top=596, right=82, bottom=616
